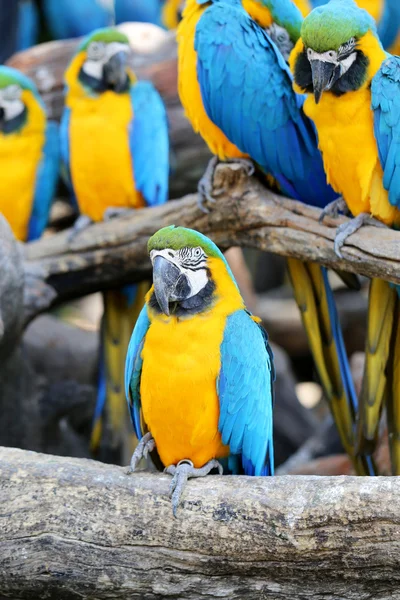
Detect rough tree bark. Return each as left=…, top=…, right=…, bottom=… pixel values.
left=7, top=31, right=211, bottom=198
left=1, top=447, right=400, bottom=600
left=23, top=163, right=400, bottom=327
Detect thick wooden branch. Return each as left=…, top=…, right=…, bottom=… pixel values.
left=1, top=446, right=400, bottom=600
left=23, top=164, right=400, bottom=325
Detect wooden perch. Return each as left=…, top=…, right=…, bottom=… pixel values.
left=7, top=30, right=211, bottom=198
left=23, top=163, right=400, bottom=326
left=1, top=446, right=400, bottom=600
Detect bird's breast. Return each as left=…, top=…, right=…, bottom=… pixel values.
left=68, top=92, right=144, bottom=221
left=140, top=311, right=230, bottom=468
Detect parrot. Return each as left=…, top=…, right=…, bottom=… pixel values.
left=60, top=28, right=169, bottom=461
left=0, top=66, right=59, bottom=243
left=43, top=0, right=113, bottom=40
left=290, top=0, right=400, bottom=472
left=309, top=0, right=400, bottom=53
left=125, top=225, right=275, bottom=516
left=161, top=0, right=186, bottom=29
left=177, top=0, right=376, bottom=475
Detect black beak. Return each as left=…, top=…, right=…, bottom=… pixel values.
left=152, top=256, right=190, bottom=316
left=311, top=60, right=336, bottom=104
left=103, top=50, right=129, bottom=92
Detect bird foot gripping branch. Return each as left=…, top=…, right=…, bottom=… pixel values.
left=197, top=157, right=255, bottom=214
left=165, top=459, right=224, bottom=517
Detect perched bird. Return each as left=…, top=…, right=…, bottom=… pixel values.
left=114, top=0, right=163, bottom=26
left=0, top=66, right=59, bottom=242
left=125, top=225, right=275, bottom=515
left=43, top=0, right=113, bottom=40
left=61, top=28, right=169, bottom=460
left=290, top=0, right=400, bottom=471
left=178, top=0, right=375, bottom=475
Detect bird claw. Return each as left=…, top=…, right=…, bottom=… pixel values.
left=67, top=215, right=94, bottom=242
left=333, top=212, right=387, bottom=259
left=127, top=432, right=156, bottom=474
left=103, top=207, right=135, bottom=221
left=319, top=196, right=350, bottom=223
left=227, top=158, right=255, bottom=178
left=197, top=156, right=219, bottom=213
left=164, top=458, right=223, bottom=517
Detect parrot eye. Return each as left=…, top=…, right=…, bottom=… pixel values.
left=3, top=84, right=21, bottom=101
left=87, top=41, right=106, bottom=61
left=194, top=247, right=202, bottom=258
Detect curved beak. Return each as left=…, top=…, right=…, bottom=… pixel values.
left=311, top=59, right=336, bottom=104
left=152, top=256, right=190, bottom=316
left=103, top=50, right=128, bottom=92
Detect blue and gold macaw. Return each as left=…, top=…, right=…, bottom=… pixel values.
left=125, top=225, right=275, bottom=515
left=43, top=0, right=113, bottom=40
left=0, top=66, right=59, bottom=243
left=178, top=0, right=375, bottom=475
left=290, top=0, right=400, bottom=473
left=60, top=28, right=169, bottom=459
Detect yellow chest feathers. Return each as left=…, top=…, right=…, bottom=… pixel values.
left=0, top=91, right=45, bottom=241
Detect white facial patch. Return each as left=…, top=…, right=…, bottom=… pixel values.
left=0, top=85, right=24, bottom=121
left=150, top=248, right=209, bottom=300
left=307, top=47, right=357, bottom=79
left=82, top=41, right=129, bottom=81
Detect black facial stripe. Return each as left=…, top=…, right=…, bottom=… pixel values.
left=78, top=65, right=130, bottom=94
left=181, top=264, right=207, bottom=272
left=0, top=106, right=27, bottom=134
left=293, top=47, right=314, bottom=93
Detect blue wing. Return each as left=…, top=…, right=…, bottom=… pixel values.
left=59, top=106, right=79, bottom=210
left=27, top=120, right=60, bottom=241
left=16, top=0, right=39, bottom=51
left=124, top=304, right=151, bottom=439
left=195, top=2, right=336, bottom=208
left=217, top=310, right=275, bottom=476
left=43, top=0, right=112, bottom=40
left=372, top=55, right=400, bottom=208
left=115, top=0, right=163, bottom=26
left=129, top=80, right=169, bottom=207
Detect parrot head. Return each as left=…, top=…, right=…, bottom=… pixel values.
left=0, top=66, right=43, bottom=135
left=292, top=0, right=376, bottom=103
left=71, top=28, right=132, bottom=94
left=147, top=225, right=241, bottom=317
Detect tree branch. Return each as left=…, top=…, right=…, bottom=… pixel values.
left=23, top=163, right=400, bottom=326
left=1, top=446, right=400, bottom=600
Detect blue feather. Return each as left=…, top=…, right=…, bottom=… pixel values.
left=218, top=310, right=275, bottom=476
left=115, top=0, right=163, bottom=27
left=43, top=0, right=113, bottom=40
left=129, top=81, right=169, bottom=207
left=124, top=304, right=151, bottom=439
left=16, top=0, right=39, bottom=51
left=27, top=121, right=60, bottom=241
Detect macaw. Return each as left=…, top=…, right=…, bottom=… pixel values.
left=309, top=0, right=400, bottom=53
left=114, top=0, right=163, bottom=26
left=290, top=0, right=400, bottom=472
left=43, top=0, right=113, bottom=40
left=60, top=28, right=169, bottom=460
left=16, top=0, right=39, bottom=52
left=0, top=66, right=59, bottom=243
left=125, top=225, right=275, bottom=515
left=178, top=0, right=375, bottom=475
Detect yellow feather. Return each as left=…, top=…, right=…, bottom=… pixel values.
left=161, top=0, right=182, bottom=29
left=0, top=90, right=46, bottom=241
left=357, top=279, right=397, bottom=454
left=140, top=257, right=245, bottom=468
